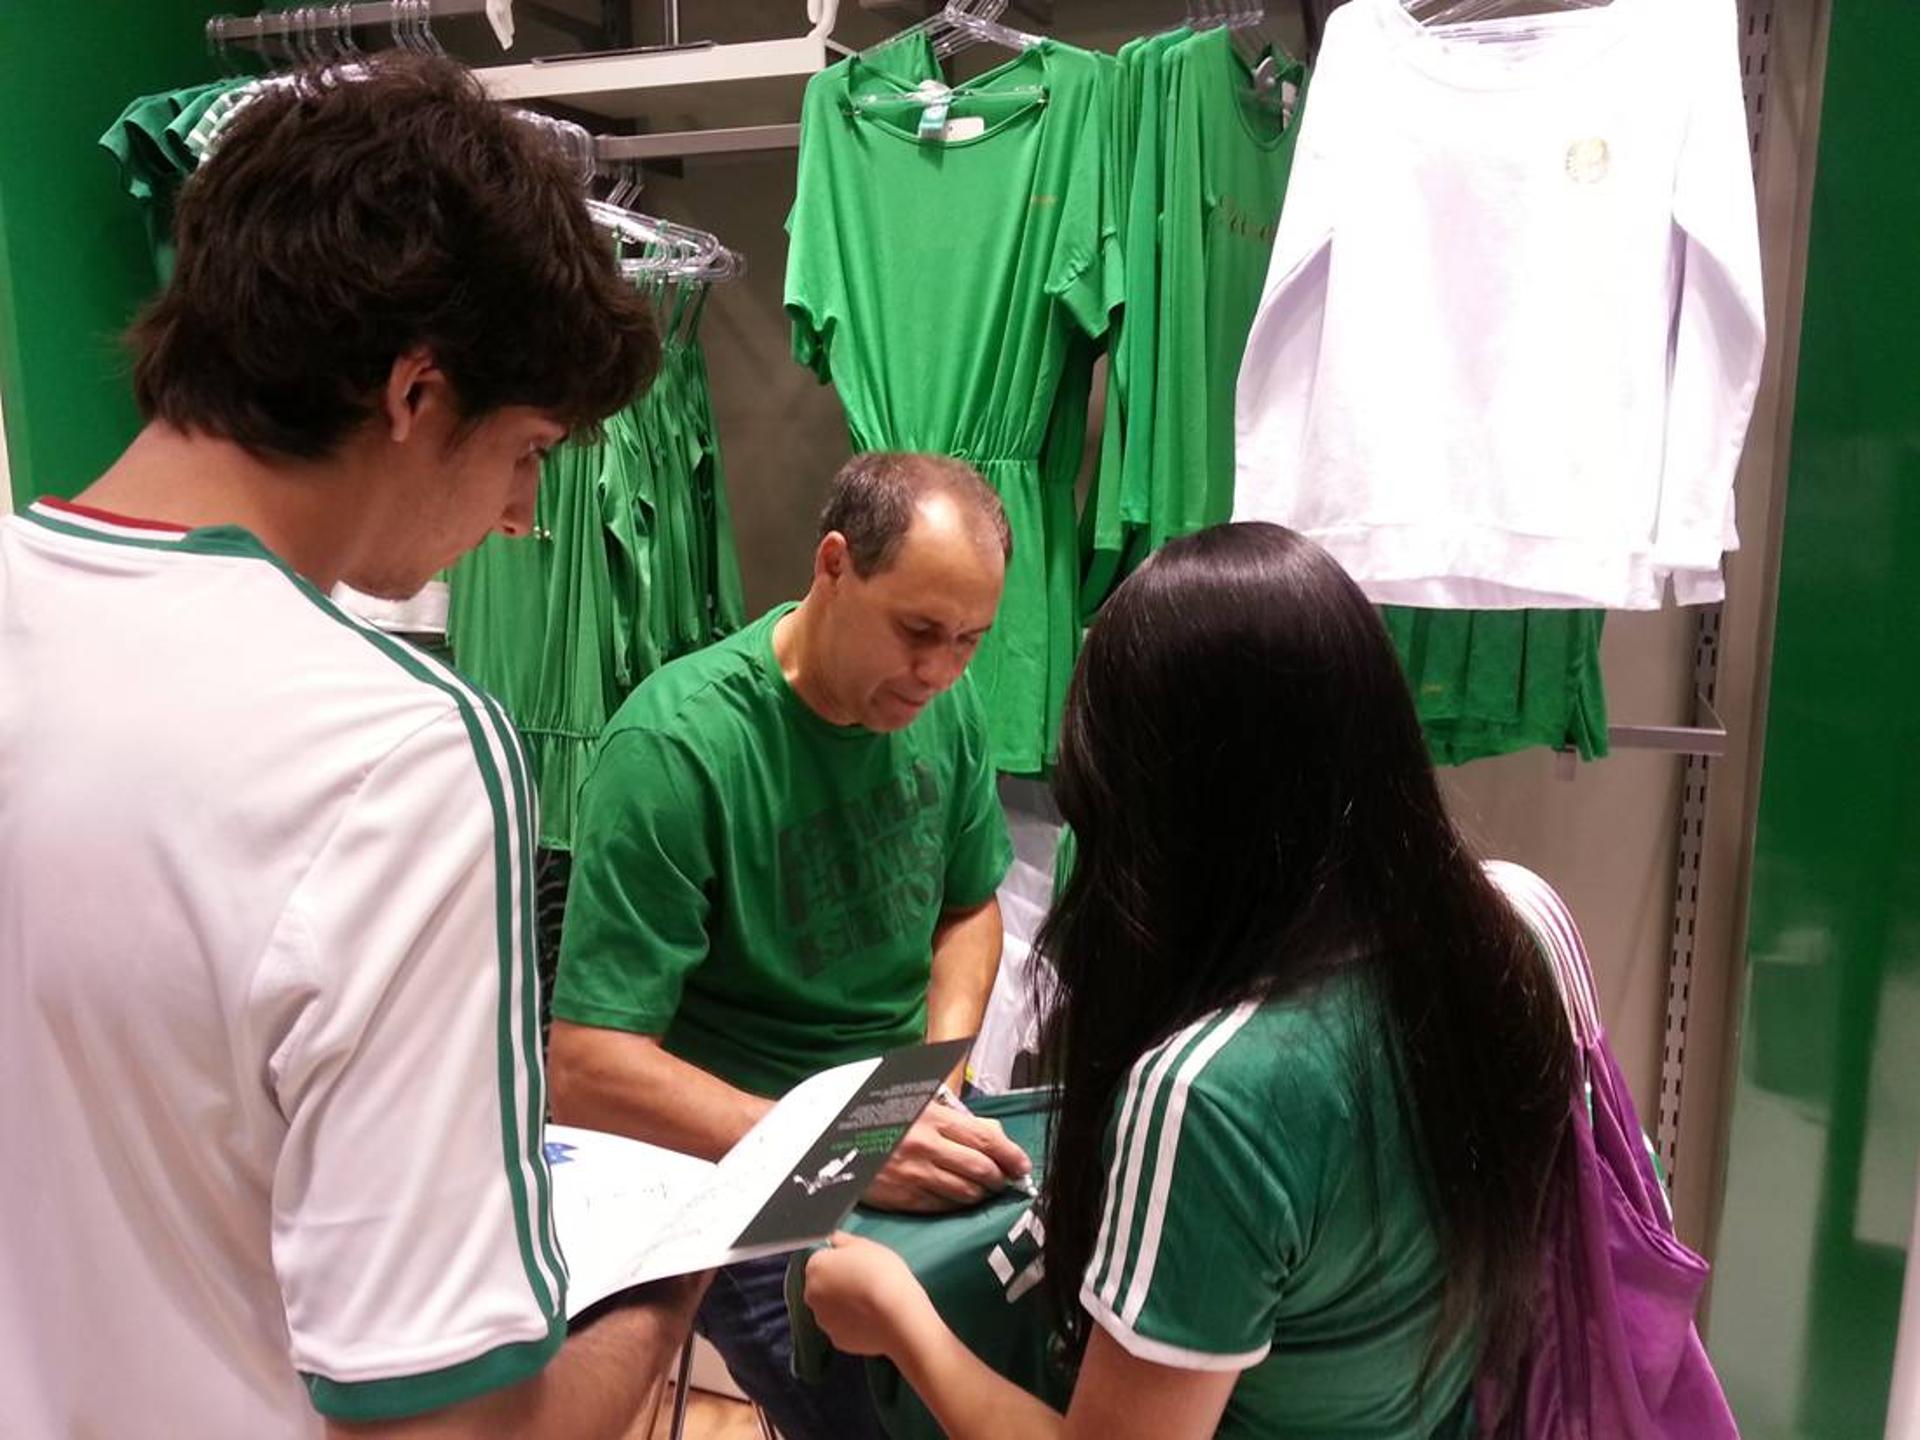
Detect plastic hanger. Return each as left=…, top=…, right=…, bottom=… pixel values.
left=861, top=1, right=1041, bottom=64
left=419, top=0, right=449, bottom=57
left=852, top=1, right=1046, bottom=120
left=332, top=3, right=363, bottom=57
left=935, top=4, right=1044, bottom=60
left=299, top=8, right=326, bottom=65
left=205, top=15, right=234, bottom=75
left=1401, top=0, right=1615, bottom=34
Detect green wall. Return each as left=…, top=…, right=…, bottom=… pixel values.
left=1709, top=4, right=1920, bottom=1435
left=0, top=2, right=219, bottom=507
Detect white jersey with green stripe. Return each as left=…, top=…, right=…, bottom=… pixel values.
left=1081, top=975, right=1477, bottom=1439
left=0, top=500, right=564, bottom=1435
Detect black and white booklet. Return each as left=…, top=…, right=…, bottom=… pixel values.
left=548, top=1037, right=971, bottom=1317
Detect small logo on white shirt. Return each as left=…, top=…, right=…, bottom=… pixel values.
left=1566, top=138, right=1611, bottom=184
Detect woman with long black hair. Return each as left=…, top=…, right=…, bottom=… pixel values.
left=805, top=522, right=1576, bottom=1438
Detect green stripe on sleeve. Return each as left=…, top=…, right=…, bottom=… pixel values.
left=1090, top=1050, right=1160, bottom=1297
left=1095, top=1015, right=1226, bottom=1307
left=474, top=686, right=567, bottom=1289
left=303, top=1314, right=565, bottom=1422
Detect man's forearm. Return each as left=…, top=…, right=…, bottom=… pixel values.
left=548, top=1021, right=772, bottom=1161
left=926, top=899, right=1004, bottom=1086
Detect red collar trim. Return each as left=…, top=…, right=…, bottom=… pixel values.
left=37, top=497, right=194, bottom=534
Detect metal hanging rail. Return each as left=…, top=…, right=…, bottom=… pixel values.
left=594, top=125, right=802, bottom=160
left=205, top=3, right=841, bottom=100
left=1609, top=693, right=1731, bottom=758
left=208, top=0, right=499, bottom=49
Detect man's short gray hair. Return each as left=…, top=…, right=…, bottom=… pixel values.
left=819, top=451, right=1013, bottom=577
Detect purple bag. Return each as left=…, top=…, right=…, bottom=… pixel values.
left=1479, top=864, right=1739, bottom=1439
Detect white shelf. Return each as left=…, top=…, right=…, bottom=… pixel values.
left=475, top=33, right=831, bottom=104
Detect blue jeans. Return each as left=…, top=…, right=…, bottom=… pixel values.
left=695, top=1253, right=890, bottom=1440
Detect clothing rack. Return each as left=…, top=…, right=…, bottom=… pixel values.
left=207, top=0, right=506, bottom=51
left=205, top=3, right=843, bottom=106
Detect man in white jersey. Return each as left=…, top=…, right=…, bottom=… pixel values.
left=0, top=55, right=700, bottom=1439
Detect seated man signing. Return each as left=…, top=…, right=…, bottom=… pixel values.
left=549, top=450, right=1032, bottom=1440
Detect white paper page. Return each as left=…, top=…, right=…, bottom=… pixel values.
left=618, top=1057, right=882, bottom=1287
left=552, top=1040, right=969, bottom=1315
left=545, top=1126, right=717, bottom=1317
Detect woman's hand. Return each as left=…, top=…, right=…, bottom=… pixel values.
left=804, top=1233, right=938, bottom=1360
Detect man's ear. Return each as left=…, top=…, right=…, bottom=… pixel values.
left=818, top=532, right=853, bottom=586
left=381, top=348, right=449, bottom=445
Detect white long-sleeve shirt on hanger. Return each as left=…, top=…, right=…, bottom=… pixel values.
left=1233, top=0, right=1765, bottom=610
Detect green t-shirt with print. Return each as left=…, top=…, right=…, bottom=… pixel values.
left=554, top=604, right=1014, bottom=1098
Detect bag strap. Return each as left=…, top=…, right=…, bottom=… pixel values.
left=1483, top=860, right=1604, bottom=1049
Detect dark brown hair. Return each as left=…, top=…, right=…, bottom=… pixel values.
left=1040, top=523, right=1573, bottom=1404
left=818, top=451, right=1012, bottom=576
left=129, top=54, right=658, bottom=460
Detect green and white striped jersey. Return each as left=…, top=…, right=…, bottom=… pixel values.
left=1083, top=976, right=1477, bottom=1439
left=0, top=500, right=564, bottom=1435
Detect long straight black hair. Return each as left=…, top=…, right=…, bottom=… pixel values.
left=1037, top=523, right=1573, bottom=1395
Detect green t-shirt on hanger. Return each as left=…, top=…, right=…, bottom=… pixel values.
left=554, top=604, right=1015, bottom=1099
left=100, top=86, right=196, bottom=284
left=601, top=390, right=663, bottom=695
left=786, top=35, right=1122, bottom=776
left=1383, top=606, right=1611, bottom=766
left=164, top=80, right=241, bottom=172
left=100, top=79, right=253, bottom=285
left=1083, top=28, right=1191, bottom=619
left=680, top=338, right=748, bottom=645
left=1151, top=27, right=1307, bottom=545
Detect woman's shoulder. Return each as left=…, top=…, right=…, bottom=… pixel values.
left=1132, top=974, right=1380, bottom=1144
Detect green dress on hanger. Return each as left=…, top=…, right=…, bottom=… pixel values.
left=786, top=35, right=1122, bottom=776
left=448, top=432, right=627, bottom=850
left=447, top=334, right=745, bottom=848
